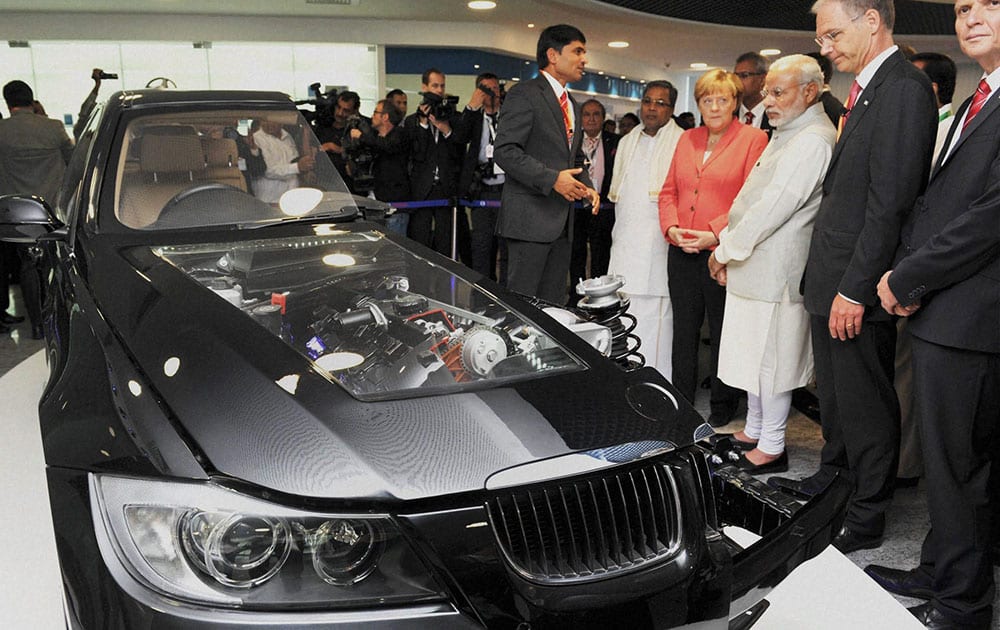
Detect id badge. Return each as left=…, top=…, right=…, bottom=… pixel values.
left=485, top=144, right=494, bottom=159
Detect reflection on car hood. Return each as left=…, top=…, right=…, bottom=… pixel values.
left=92, top=231, right=706, bottom=501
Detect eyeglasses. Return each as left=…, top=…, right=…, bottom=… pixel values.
left=734, top=71, right=765, bottom=80
left=814, top=13, right=863, bottom=47
left=373, top=109, right=386, bottom=116
left=760, top=83, right=807, bottom=100
left=641, top=97, right=673, bottom=108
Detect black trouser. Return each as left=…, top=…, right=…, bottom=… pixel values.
left=569, top=203, right=615, bottom=285
left=505, top=237, right=570, bottom=305
left=407, top=182, right=470, bottom=262
left=812, top=315, right=899, bottom=536
left=914, top=336, right=999, bottom=627
left=667, top=246, right=740, bottom=414
left=469, top=187, right=506, bottom=282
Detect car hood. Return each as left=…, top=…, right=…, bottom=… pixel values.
left=89, top=231, right=706, bottom=501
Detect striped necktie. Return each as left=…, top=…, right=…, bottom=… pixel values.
left=837, top=80, right=861, bottom=139
left=962, top=79, right=991, bottom=134
left=559, top=91, right=573, bottom=145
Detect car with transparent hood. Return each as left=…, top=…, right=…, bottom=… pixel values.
left=0, top=89, right=849, bottom=629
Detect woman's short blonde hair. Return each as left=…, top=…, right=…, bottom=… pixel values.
left=694, top=69, right=744, bottom=104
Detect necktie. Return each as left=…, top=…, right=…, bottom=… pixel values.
left=744, top=111, right=755, bottom=125
left=838, top=80, right=862, bottom=138
left=962, top=79, right=992, bottom=134
left=559, top=91, right=573, bottom=144
left=584, top=136, right=599, bottom=181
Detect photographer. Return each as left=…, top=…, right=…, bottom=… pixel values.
left=458, top=72, right=506, bottom=281
left=349, top=99, right=411, bottom=235
left=74, top=68, right=116, bottom=140
left=402, top=68, right=468, bottom=259
left=314, top=90, right=361, bottom=192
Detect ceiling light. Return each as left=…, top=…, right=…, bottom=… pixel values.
left=760, top=48, right=781, bottom=56
left=527, top=23, right=535, bottom=28
left=690, top=62, right=708, bottom=69
left=598, top=71, right=605, bottom=75
left=468, top=0, right=496, bottom=9
left=620, top=75, right=626, bottom=79
left=608, top=41, right=629, bottom=49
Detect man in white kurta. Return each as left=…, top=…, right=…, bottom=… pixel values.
left=707, top=55, right=836, bottom=472
left=606, top=81, right=684, bottom=378
left=250, top=120, right=315, bottom=204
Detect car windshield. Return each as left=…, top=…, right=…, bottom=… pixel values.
left=114, top=107, right=355, bottom=230
left=156, top=231, right=585, bottom=399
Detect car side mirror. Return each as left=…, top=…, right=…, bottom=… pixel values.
left=0, top=194, right=65, bottom=243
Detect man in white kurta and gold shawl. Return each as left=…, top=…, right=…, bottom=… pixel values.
left=607, top=80, right=684, bottom=378
left=708, top=55, right=836, bottom=473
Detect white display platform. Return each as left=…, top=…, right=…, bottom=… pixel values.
left=0, top=351, right=921, bottom=629
left=0, top=351, right=63, bottom=629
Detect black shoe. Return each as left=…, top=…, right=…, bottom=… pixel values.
left=767, top=471, right=833, bottom=500
left=30, top=324, right=43, bottom=340
left=908, top=602, right=990, bottom=629
left=0, top=311, right=24, bottom=324
left=735, top=451, right=788, bottom=474
left=832, top=526, right=883, bottom=553
left=707, top=408, right=738, bottom=428
left=863, top=564, right=934, bottom=600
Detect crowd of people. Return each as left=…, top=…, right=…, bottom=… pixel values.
left=0, top=0, right=997, bottom=627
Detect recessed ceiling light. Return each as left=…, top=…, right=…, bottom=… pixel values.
left=527, top=23, right=535, bottom=28
left=598, top=70, right=605, bottom=75
left=760, top=48, right=781, bottom=56
left=620, top=75, right=626, bottom=79
left=468, top=0, right=496, bottom=9
left=690, top=62, right=708, bottom=69
left=640, top=79, right=646, bottom=84
left=608, top=41, right=629, bottom=49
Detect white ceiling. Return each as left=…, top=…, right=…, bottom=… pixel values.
left=0, top=0, right=970, bottom=79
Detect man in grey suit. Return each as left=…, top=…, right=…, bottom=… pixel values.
left=865, top=2, right=1000, bottom=627
left=494, top=24, right=598, bottom=304
left=767, top=0, right=937, bottom=554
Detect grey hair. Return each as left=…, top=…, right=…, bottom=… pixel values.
left=811, top=0, right=895, bottom=32
left=769, top=54, right=824, bottom=92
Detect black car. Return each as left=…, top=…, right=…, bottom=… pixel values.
left=0, top=90, right=848, bottom=629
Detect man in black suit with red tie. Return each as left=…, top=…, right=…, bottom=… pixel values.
left=768, top=0, right=937, bottom=554
left=494, top=24, right=598, bottom=304
left=734, top=52, right=774, bottom=138
left=570, top=98, right=619, bottom=288
left=863, top=2, right=1000, bottom=627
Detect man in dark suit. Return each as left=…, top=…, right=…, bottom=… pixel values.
left=458, top=72, right=506, bottom=281
left=864, top=3, right=1000, bottom=627
left=351, top=99, right=410, bottom=235
left=494, top=24, right=598, bottom=304
left=403, top=68, right=468, bottom=259
left=735, top=52, right=774, bottom=137
left=570, top=98, right=619, bottom=288
left=768, top=0, right=937, bottom=554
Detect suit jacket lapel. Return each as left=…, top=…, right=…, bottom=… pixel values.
left=829, top=50, right=903, bottom=169
left=941, top=91, right=1000, bottom=171
left=699, top=121, right=740, bottom=171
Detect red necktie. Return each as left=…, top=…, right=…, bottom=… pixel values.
left=744, top=111, right=755, bottom=125
left=962, top=79, right=992, bottom=134
left=838, top=80, right=862, bottom=138
left=559, top=91, right=572, bottom=144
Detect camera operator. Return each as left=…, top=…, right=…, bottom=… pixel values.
left=314, top=90, right=361, bottom=192
left=74, top=68, right=116, bottom=140
left=458, top=72, right=506, bottom=281
left=348, top=99, right=411, bottom=235
left=386, top=88, right=408, bottom=119
left=402, top=68, right=468, bottom=259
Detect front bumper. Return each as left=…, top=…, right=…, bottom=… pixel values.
left=53, top=445, right=848, bottom=629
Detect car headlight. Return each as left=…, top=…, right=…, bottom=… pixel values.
left=92, top=474, right=445, bottom=609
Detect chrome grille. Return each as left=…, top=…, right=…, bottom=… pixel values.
left=487, top=461, right=682, bottom=583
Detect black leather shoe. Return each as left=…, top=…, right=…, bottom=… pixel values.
left=0, top=311, right=24, bottom=324
left=735, top=451, right=788, bottom=474
left=863, top=564, right=934, bottom=600
left=832, top=526, right=883, bottom=553
left=909, top=602, right=991, bottom=629
left=767, top=471, right=833, bottom=500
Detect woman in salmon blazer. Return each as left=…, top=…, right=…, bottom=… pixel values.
left=658, top=69, right=767, bottom=427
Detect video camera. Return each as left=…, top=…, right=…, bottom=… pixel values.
left=294, top=82, right=340, bottom=126
left=419, top=91, right=460, bottom=120
left=341, top=114, right=376, bottom=195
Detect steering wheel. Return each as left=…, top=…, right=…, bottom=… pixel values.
left=163, top=182, right=243, bottom=208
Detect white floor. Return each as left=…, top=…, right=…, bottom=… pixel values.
left=0, top=350, right=921, bottom=629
